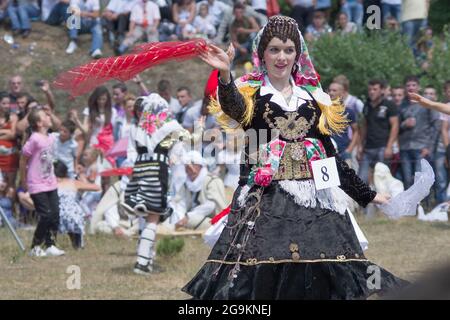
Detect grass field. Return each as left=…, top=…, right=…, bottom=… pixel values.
left=1, top=213, right=450, bottom=300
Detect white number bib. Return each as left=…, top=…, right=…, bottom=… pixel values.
left=311, top=157, right=341, bottom=190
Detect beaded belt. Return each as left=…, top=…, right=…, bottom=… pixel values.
left=273, top=141, right=313, bottom=180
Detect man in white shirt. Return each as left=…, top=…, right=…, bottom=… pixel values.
left=66, top=0, right=104, bottom=58
left=102, top=0, right=136, bottom=49
left=171, top=151, right=228, bottom=230
left=401, top=0, right=430, bottom=50
left=117, top=0, right=160, bottom=54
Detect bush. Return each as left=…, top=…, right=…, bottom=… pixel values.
left=156, top=236, right=185, bottom=257
left=428, top=0, right=450, bottom=34
left=421, top=26, right=450, bottom=98
left=309, top=30, right=420, bottom=98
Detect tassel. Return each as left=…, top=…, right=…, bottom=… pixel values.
left=208, top=84, right=259, bottom=132
left=317, top=98, right=349, bottom=136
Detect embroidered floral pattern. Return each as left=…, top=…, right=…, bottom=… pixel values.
left=139, top=110, right=174, bottom=135
left=247, top=139, right=286, bottom=187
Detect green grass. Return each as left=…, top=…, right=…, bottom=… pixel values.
left=1, top=214, right=450, bottom=299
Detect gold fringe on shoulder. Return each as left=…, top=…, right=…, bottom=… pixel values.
left=317, top=98, right=349, bottom=136
left=208, top=84, right=259, bottom=132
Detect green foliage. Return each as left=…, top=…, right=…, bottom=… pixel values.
left=428, top=0, right=450, bottom=34
left=308, top=31, right=421, bottom=98
left=421, top=26, right=450, bottom=98
left=156, top=236, right=185, bottom=257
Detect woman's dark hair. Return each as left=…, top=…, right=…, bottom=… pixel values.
left=133, top=97, right=145, bottom=123
left=258, top=16, right=301, bottom=67
left=54, top=161, right=68, bottom=178
left=28, top=107, right=42, bottom=132
left=87, top=86, right=112, bottom=127
left=0, top=91, right=9, bottom=101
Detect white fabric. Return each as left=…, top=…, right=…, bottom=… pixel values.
left=136, top=222, right=156, bottom=266
left=126, top=124, right=139, bottom=164
left=204, top=214, right=227, bottom=247
left=169, top=96, right=182, bottom=115
left=186, top=199, right=215, bottom=227
left=238, top=180, right=348, bottom=215
left=311, top=87, right=332, bottom=107
left=186, top=167, right=208, bottom=193
left=347, top=208, right=369, bottom=251
left=70, top=0, right=100, bottom=12
left=418, top=202, right=449, bottom=222
left=218, top=150, right=240, bottom=189
left=379, top=159, right=435, bottom=219
left=104, top=205, right=120, bottom=229
left=260, top=76, right=313, bottom=112
left=133, top=94, right=183, bottom=156
left=130, top=0, right=160, bottom=25
left=106, top=0, right=136, bottom=13
left=373, top=162, right=404, bottom=197
left=183, top=150, right=205, bottom=166
left=197, top=0, right=230, bottom=27
left=251, top=0, right=267, bottom=10
left=344, top=94, right=364, bottom=114
left=193, top=15, right=216, bottom=37
left=401, top=0, right=428, bottom=22
left=278, top=180, right=348, bottom=215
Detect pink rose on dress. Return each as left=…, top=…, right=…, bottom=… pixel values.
left=158, top=112, right=168, bottom=122
left=269, top=140, right=286, bottom=157
left=254, top=166, right=274, bottom=187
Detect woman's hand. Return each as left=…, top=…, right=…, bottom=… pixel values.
left=409, top=92, right=433, bottom=109
left=226, top=43, right=235, bottom=63
left=199, top=43, right=231, bottom=74
left=371, top=193, right=391, bottom=205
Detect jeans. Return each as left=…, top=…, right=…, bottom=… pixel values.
left=102, top=13, right=130, bottom=44
left=400, top=149, right=423, bottom=189
left=381, top=3, right=401, bottom=23
left=7, top=3, right=40, bottom=31
left=69, top=18, right=103, bottom=52
left=45, top=2, right=69, bottom=26
left=341, top=1, right=364, bottom=26
left=358, top=147, right=386, bottom=183
left=401, top=19, right=425, bottom=51
left=434, top=151, right=448, bottom=203
left=30, top=190, right=60, bottom=248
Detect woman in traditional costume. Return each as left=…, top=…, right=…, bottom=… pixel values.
left=182, top=15, right=407, bottom=299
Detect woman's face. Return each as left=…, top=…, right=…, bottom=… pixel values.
left=263, top=37, right=297, bottom=82
left=0, top=97, right=10, bottom=112
left=125, top=100, right=135, bottom=118
left=97, top=94, right=108, bottom=108
left=199, top=4, right=208, bottom=17
left=338, top=14, right=348, bottom=27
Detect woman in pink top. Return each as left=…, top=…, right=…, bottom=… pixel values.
left=20, top=107, right=65, bottom=258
